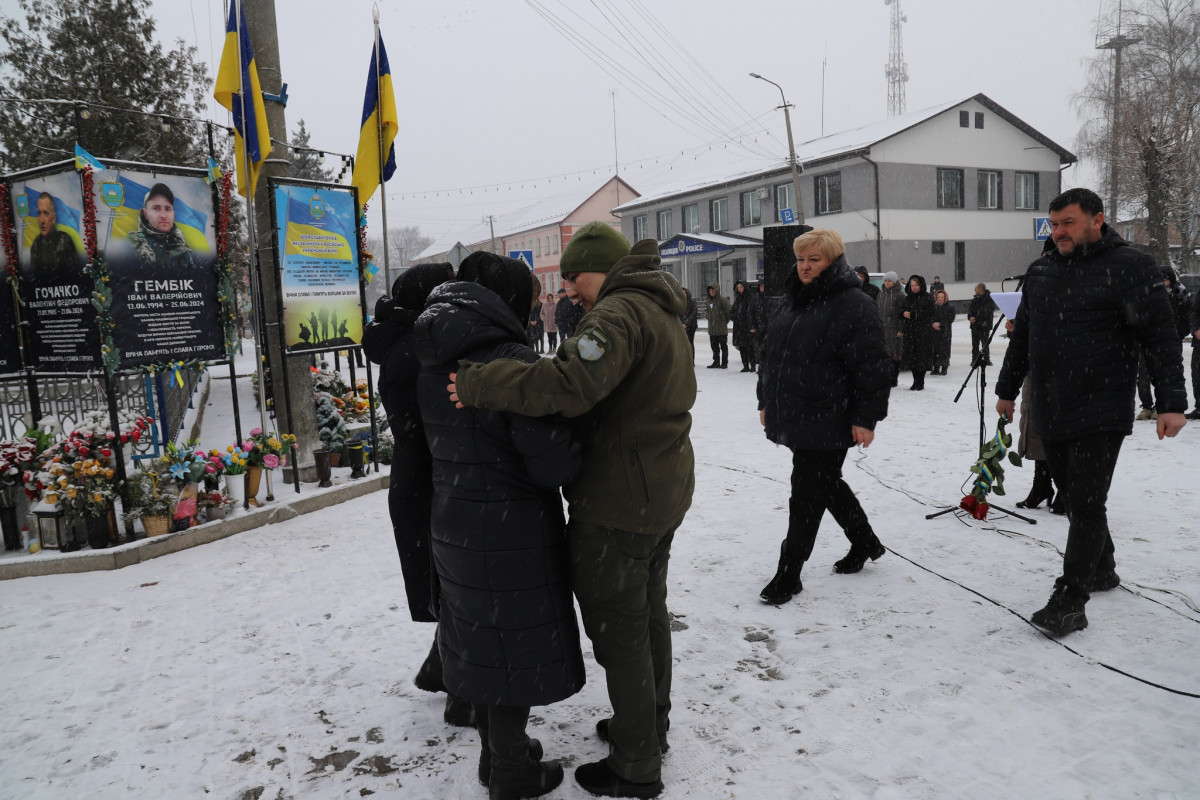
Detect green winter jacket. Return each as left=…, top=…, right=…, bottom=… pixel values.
left=705, top=283, right=731, bottom=335
left=455, top=246, right=696, bottom=534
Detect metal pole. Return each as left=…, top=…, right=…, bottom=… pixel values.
left=750, top=73, right=805, bottom=224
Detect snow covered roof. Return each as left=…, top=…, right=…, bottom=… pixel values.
left=616, top=93, right=1076, bottom=212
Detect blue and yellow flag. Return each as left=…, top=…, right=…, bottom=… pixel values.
left=205, top=157, right=223, bottom=186
left=351, top=27, right=399, bottom=211
left=74, top=144, right=105, bottom=172
left=213, top=0, right=271, bottom=198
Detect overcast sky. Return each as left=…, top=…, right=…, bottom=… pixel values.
left=152, top=0, right=1110, bottom=240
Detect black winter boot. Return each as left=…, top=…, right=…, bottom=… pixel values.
left=414, top=635, right=445, bottom=693
left=1031, top=585, right=1088, bottom=635
left=444, top=693, right=476, bottom=727
left=833, top=533, right=886, bottom=574
left=489, top=758, right=564, bottom=800
left=760, top=543, right=804, bottom=605
left=1016, top=460, right=1054, bottom=509
left=574, top=760, right=663, bottom=799
left=479, top=739, right=545, bottom=786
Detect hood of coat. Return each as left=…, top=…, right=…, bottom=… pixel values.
left=783, top=253, right=860, bottom=306
left=904, top=274, right=928, bottom=296
left=594, top=245, right=688, bottom=317
left=413, top=280, right=529, bottom=366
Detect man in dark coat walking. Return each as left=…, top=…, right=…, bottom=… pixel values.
left=996, top=188, right=1187, bottom=636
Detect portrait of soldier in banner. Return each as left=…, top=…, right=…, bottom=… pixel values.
left=31, top=193, right=82, bottom=272
left=126, top=182, right=195, bottom=270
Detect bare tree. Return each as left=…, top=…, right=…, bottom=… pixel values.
left=1075, top=0, right=1200, bottom=273
left=362, top=226, right=435, bottom=306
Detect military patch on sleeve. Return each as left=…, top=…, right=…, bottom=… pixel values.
left=577, top=330, right=609, bottom=361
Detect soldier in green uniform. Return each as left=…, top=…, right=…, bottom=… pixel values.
left=126, top=183, right=194, bottom=271
left=448, top=222, right=695, bottom=799
left=30, top=193, right=80, bottom=272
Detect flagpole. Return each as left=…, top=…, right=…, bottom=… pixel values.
left=234, top=0, right=274, bottom=505
left=373, top=6, right=393, bottom=291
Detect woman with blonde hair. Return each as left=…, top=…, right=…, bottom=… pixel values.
left=756, top=228, right=893, bottom=604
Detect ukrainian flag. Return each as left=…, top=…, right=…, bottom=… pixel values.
left=213, top=0, right=271, bottom=197
left=109, top=177, right=211, bottom=253
left=351, top=27, right=398, bottom=211
left=74, top=144, right=105, bottom=172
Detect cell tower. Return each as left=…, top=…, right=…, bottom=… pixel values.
left=885, top=0, right=908, bottom=117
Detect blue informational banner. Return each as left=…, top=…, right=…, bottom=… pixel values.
left=658, top=234, right=732, bottom=258
left=273, top=183, right=362, bottom=353
left=509, top=250, right=534, bottom=271
left=1034, top=217, right=1052, bottom=240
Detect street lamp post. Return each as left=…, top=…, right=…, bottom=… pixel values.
left=750, top=72, right=804, bottom=224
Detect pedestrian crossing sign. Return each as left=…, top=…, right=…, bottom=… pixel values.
left=509, top=250, right=535, bottom=271
left=1034, top=217, right=1052, bottom=240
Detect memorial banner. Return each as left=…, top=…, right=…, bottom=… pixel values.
left=273, top=183, right=362, bottom=354
left=93, top=167, right=224, bottom=367
left=11, top=167, right=99, bottom=372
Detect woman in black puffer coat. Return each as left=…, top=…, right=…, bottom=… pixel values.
left=361, top=263, right=459, bottom=707
left=731, top=279, right=757, bottom=372
left=900, top=274, right=935, bottom=389
left=414, top=252, right=583, bottom=799
left=756, top=229, right=892, bottom=605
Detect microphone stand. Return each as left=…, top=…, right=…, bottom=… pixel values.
left=927, top=276, right=1035, bottom=524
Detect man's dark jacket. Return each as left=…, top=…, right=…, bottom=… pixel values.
left=757, top=256, right=891, bottom=450
left=995, top=225, right=1186, bottom=440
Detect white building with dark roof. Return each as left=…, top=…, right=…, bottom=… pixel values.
left=614, top=93, right=1076, bottom=300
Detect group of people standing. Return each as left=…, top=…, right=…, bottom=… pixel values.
left=364, top=222, right=694, bottom=799
left=700, top=279, right=773, bottom=372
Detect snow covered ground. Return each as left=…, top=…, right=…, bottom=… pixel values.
left=1, top=331, right=1196, bottom=799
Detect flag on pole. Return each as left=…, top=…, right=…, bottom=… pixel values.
left=74, top=144, right=105, bottom=172
left=351, top=27, right=398, bottom=211
left=205, top=157, right=224, bottom=185
left=213, top=0, right=271, bottom=197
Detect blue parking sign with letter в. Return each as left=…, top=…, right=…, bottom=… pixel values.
left=780, top=208, right=796, bottom=225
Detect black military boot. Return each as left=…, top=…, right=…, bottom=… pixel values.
left=760, top=542, right=803, bottom=605
left=833, top=533, right=886, bottom=574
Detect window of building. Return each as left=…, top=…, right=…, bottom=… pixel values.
left=775, top=183, right=795, bottom=220
left=739, top=191, right=761, bottom=227
left=959, top=110, right=970, bottom=127
left=657, top=209, right=674, bottom=239
left=633, top=214, right=648, bottom=241
left=553, top=234, right=559, bottom=253
left=975, top=112, right=984, bottom=129
left=1124, top=224, right=1135, bottom=240
left=535, top=238, right=541, bottom=257
left=682, top=203, right=699, bottom=234
left=954, top=242, right=966, bottom=282
left=711, top=197, right=729, bottom=231
left=978, top=170, right=1001, bottom=210
left=932, top=241, right=945, bottom=255
left=1015, top=172, right=1038, bottom=210
left=814, top=172, right=842, bottom=215
left=937, top=168, right=964, bottom=209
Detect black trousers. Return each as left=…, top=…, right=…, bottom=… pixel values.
left=547, top=331, right=558, bottom=349
left=710, top=334, right=728, bottom=366
left=1192, top=345, right=1200, bottom=409
left=1136, top=352, right=1154, bottom=409
left=970, top=325, right=991, bottom=364
left=784, top=448, right=873, bottom=562
left=1043, top=432, right=1124, bottom=599
left=474, top=703, right=533, bottom=775
left=686, top=327, right=696, bottom=363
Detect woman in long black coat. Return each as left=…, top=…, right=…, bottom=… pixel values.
left=930, top=288, right=956, bottom=375
left=414, top=252, right=583, bottom=799
left=900, top=274, right=935, bottom=389
left=756, top=229, right=892, bottom=605
left=361, top=263, right=457, bottom=700
left=731, top=279, right=757, bottom=372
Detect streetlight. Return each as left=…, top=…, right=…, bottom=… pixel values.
left=750, top=72, right=805, bottom=225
